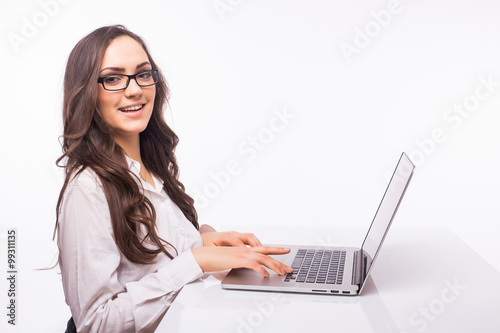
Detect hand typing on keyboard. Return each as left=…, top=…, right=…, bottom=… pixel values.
left=284, top=249, right=346, bottom=284
left=192, top=241, right=294, bottom=278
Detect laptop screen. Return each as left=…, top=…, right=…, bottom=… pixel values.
left=360, top=153, right=414, bottom=287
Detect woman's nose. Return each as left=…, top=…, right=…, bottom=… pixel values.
left=124, top=78, right=143, bottom=97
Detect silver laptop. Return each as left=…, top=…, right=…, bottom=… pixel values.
left=221, top=152, right=415, bottom=296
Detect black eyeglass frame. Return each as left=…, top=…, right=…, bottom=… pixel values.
left=97, top=69, right=159, bottom=91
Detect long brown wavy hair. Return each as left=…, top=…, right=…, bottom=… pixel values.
left=55, top=25, right=199, bottom=264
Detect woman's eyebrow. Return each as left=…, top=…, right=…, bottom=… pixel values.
left=136, top=61, right=151, bottom=69
left=100, top=66, right=125, bottom=73
left=100, top=62, right=151, bottom=73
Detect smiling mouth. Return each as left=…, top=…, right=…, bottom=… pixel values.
left=119, top=104, right=144, bottom=112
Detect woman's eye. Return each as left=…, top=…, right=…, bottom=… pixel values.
left=103, top=76, right=122, bottom=85
left=137, top=71, right=152, bottom=80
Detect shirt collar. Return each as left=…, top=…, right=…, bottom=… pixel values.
left=124, top=155, right=165, bottom=194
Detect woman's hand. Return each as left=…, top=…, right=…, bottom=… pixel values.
left=191, top=246, right=293, bottom=277
left=201, top=231, right=262, bottom=247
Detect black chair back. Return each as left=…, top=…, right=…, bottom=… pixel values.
left=65, top=317, right=76, bottom=333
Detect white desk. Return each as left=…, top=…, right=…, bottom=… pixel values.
left=157, top=228, right=500, bottom=332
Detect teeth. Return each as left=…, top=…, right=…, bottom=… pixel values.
left=120, top=105, right=142, bottom=112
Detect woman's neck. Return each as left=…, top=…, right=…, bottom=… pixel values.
left=115, top=134, right=142, bottom=163
left=114, top=134, right=156, bottom=189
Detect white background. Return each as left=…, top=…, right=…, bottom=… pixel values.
left=0, top=0, right=499, bottom=332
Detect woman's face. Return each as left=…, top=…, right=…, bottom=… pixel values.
left=98, top=35, right=156, bottom=142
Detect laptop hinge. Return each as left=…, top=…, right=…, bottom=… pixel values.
left=352, top=250, right=364, bottom=286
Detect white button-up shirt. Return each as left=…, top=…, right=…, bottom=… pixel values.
left=57, top=157, right=204, bottom=332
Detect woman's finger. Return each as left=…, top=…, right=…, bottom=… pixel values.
left=247, top=250, right=293, bottom=276
left=220, top=232, right=262, bottom=247
left=221, top=233, right=247, bottom=247
left=241, top=233, right=262, bottom=247
left=250, top=246, right=291, bottom=255
left=191, top=246, right=293, bottom=278
left=259, top=247, right=294, bottom=276
left=243, top=258, right=270, bottom=277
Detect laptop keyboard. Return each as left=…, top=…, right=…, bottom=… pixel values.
left=284, top=249, right=346, bottom=284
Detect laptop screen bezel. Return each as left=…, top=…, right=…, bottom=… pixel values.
left=357, top=152, right=415, bottom=294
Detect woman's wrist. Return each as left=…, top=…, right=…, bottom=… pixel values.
left=199, top=224, right=216, bottom=233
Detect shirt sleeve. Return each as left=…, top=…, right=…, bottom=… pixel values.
left=57, top=173, right=204, bottom=333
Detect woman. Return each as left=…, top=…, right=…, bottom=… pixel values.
left=55, top=25, right=292, bottom=333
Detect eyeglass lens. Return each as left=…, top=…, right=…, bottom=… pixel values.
left=101, top=70, right=158, bottom=90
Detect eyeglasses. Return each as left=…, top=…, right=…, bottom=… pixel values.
left=97, top=70, right=159, bottom=91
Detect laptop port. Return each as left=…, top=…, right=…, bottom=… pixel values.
left=312, top=290, right=327, bottom=292
left=342, top=291, right=350, bottom=294
left=330, top=290, right=339, bottom=293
